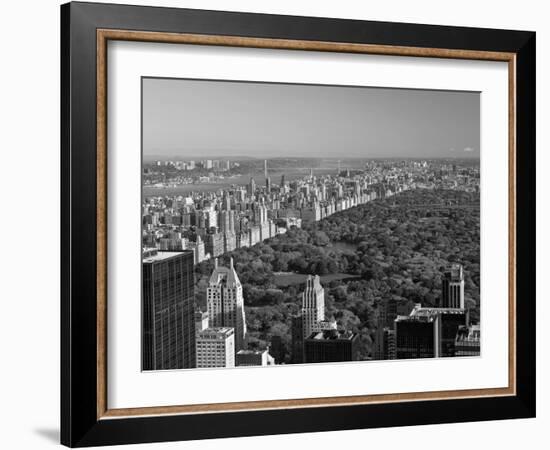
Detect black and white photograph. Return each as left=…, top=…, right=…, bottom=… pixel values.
left=141, top=77, right=481, bottom=371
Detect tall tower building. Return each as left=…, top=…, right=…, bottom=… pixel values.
left=264, top=160, right=271, bottom=193
left=304, top=330, right=359, bottom=363
left=219, top=210, right=234, bottom=234
left=291, top=276, right=329, bottom=364
left=394, top=304, right=467, bottom=359
left=206, top=258, right=247, bottom=350
left=291, top=314, right=304, bottom=363
left=302, top=275, right=325, bottom=339
left=223, top=193, right=231, bottom=211
left=142, top=250, right=196, bottom=370
left=441, top=264, right=465, bottom=308
left=253, top=203, right=268, bottom=225
left=247, top=177, right=256, bottom=198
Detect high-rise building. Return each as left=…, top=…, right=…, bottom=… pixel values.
left=236, top=349, right=275, bottom=366
left=264, top=159, right=271, bottom=193
left=374, top=327, right=396, bottom=360
left=455, top=324, right=481, bottom=356
left=304, top=330, right=359, bottom=363
left=188, top=235, right=205, bottom=264
left=301, top=275, right=325, bottom=341
left=142, top=250, right=195, bottom=370
left=247, top=177, right=256, bottom=198
left=206, top=258, right=247, bottom=350
left=219, top=210, right=234, bottom=234
left=223, top=232, right=237, bottom=253
left=291, top=314, right=304, bottom=363
left=223, top=194, right=231, bottom=211
left=377, top=297, right=415, bottom=329
left=195, top=309, right=209, bottom=333
left=441, top=263, right=465, bottom=309
left=292, top=276, right=330, bottom=363
left=269, top=335, right=285, bottom=364
left=253, top=204, right=268, bottom=225
left=249, top=225, right=261, bottom=246
left=205, top=232, right=224, bottom=258
left=394, top=314, right=436, bottom=360
left=394, top=304, right=467, bottom=359
left=196, top=327, right=235, bottom=368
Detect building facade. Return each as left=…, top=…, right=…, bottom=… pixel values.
left=455, top=324, right=481, bottom=356
left=206, top=258, right=247, bottom=350
left=301, top=275, right=326, bottom=343
left=194, top=309, right=209, bottom=333
left=142, top=249, right=196, bottom=370
left=304, top=330, right=359, bottom=363
left=235, top=349, right=275, bottom=366
left=374, top=326, right=396, bottom=360
left=441, top=263, right=465, bottom=309
left=196, top=327, right=235, bottom=368
left=394, top=304, right=468, bottom=359
left=291, top=275, right=330, bottom=364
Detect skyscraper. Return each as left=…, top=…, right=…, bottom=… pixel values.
left=206, top=258, right=247, bottom=350
left=304, top=330, right=359, bottom=363
left=142, top=249, right=196, bottom=370
left=219, top=210, right=234, bottom=234
left=394, top=304, right=467, bottom=359
left=292, top=275, right=330, bottom=363
left=253, top=203, right=268, bottom=225
left=247, top=177, right=256, bottom=198
left=264, top=159, right=271, bottom=193
left=301, top=275, right=325, bottom=340
left=291, top=314, right=304, bottom=363
left=223, top=193, right=231, bottom=212
left=374, top=327, right=396, bottom=360
left=441, top=263, right=465, bottom=308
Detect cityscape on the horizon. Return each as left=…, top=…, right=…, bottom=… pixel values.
left=141, top=78, right=480, bottom=372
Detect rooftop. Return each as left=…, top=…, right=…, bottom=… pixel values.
left=395, top=304, right=466, bottom=323
left=236, top=349, right=268, bottom=356
left=306, top=329, right=355, bottom=341
left=444, top=263, right=464, bottom=280
left=142, top=250, right=192, bottom=264
left=209, top=257, right=241, bottom=287
left=197, top=327, right=234, bottom=338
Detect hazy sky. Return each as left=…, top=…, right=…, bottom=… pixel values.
left=143, top=77, right=479, bottom=159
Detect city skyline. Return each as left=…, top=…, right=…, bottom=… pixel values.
left=142, top=157, right=481, bottom=370
left=143, top=78, right=480, bottom=159
left=141, top=77, right=481, bottom=371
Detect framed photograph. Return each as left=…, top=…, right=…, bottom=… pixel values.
left=61, top=1, right=536, bottom=447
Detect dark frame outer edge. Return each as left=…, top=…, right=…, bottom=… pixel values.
left=60, top=2, right=71, bottom=446
left=60, top=1, right=536, bottom=447
left=514, top=33, right=536, bottom=414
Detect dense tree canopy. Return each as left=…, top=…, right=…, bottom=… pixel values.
left=195, top=189, right=480, bottom=363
